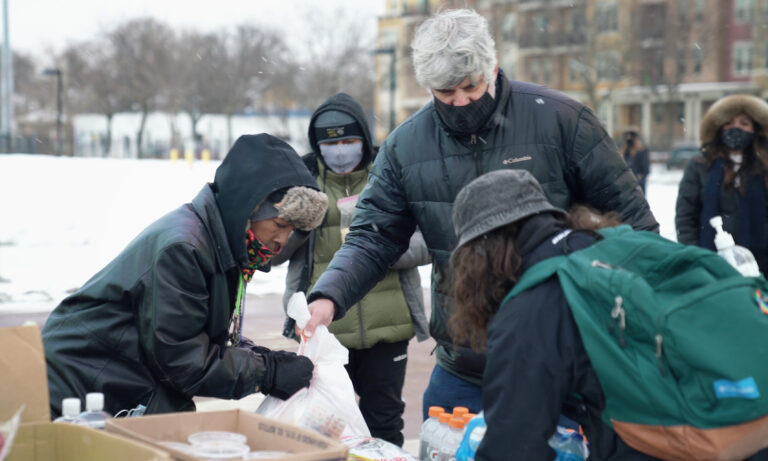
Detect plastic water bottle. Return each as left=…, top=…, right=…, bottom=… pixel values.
left=548, top=426, right=588, bottom=461
left=438, top=417, right=466, bottom=461
left=53, top=398, right=85, bottom=424
left=419, top=406, right=444, bottom=460
left=456, top=412, right=485, bottom=461
left=710, top=216, right=760, bottom=277
left=78, top=392, right=112, bottom=429
left=427, top=413, right=453, bottom=460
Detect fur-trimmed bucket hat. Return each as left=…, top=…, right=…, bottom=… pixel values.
left=250, top=186, right=328, bottom=231
left=700, top=94, right=768, bottom=144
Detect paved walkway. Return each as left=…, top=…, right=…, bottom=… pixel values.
left=1, top=290, right=436, bottom=455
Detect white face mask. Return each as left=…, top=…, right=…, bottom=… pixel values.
left=319, top=142, right=363, bottom=174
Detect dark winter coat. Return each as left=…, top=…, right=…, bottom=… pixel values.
left=272, top=93, right=430, bottom=347
left=624, top=147, right=650, bottom=192
left=308, top=70, right=658, bottom=384
left=675, top=155, right=768, bottom=273
left=42, top=134, right=320, bottom=417
left=477, top=215, right=658, bottom=460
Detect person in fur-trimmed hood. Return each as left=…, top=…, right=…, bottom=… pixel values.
left=675, top=94, right=768, bottom=274
left=42, top=134, right=328, bottom=418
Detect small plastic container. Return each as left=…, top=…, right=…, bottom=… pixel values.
left=53, top=398, right=84, bottom=424
left=187, top=441, right=251, bottom=459
left=78, top=392, right=112, bottom=429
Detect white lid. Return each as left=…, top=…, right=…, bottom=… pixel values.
left=85, top=392, right=104, bottom=411
left=287, top=292, right=311, bottom=330
left=709, top=216, right=735, bottom=250
left=61, top=398, right=81, bottom=417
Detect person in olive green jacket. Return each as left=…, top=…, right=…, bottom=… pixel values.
left=271, top=93, right=430, bottom=446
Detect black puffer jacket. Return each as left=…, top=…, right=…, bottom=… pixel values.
left=309, top=70, right=658, bottom=384
left=42, top=134, right=319, bottom=417
left=478, top=215, right=658, bottom=460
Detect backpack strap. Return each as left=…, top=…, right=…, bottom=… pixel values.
left=501, top=255, right=568, bottom=306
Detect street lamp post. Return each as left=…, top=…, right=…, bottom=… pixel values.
left=43, top=68, right=63, bottom=155
left=371, top=47, right=396, bottom=134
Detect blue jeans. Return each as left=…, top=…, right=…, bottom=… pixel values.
left=421, top=364, right=483, bottom=421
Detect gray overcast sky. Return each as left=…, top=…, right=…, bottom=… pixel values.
left=10, top=0, right=386, bottom=56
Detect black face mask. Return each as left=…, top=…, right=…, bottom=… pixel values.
left=433, top=90, right=496, bottom=134
left=721, top=127, right=755, bottom=151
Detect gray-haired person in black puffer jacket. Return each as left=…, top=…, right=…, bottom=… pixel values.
left=301, top=8, right=657, bottom=421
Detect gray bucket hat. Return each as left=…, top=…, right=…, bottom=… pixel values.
left=452, top=169, right=567, bottom=248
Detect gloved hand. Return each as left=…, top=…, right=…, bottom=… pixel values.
left=260, top=350, right=314, bottom=400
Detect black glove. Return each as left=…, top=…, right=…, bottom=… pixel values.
left=260, top=351, right=313, bottom=400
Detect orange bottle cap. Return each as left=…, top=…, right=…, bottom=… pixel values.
left=428, top=406, right=445, bottom=417
left=449, top=417, right=465, bottom=429
left=453, top=406, right=469, bottom=417
left=438, top=413, right=452, bottom=424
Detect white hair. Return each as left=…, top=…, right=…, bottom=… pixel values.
left=411, top=9, right=497, bottom=90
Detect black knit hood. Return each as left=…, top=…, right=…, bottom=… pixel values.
left=212, top=134, right=319, bottom=267
left=308, top=93, right=375, bottom=170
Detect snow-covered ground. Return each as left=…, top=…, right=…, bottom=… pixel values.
left=0, top=155, right=681, bottom=313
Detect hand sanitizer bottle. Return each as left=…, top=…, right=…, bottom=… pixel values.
left=709, top=216, right=760, bottom=277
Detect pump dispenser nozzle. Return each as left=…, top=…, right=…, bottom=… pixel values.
left=709, top=216, right=735, bottom=251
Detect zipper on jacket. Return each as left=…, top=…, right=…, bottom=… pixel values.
left=609, top=295, right=626, bottom=347
left=655, top=334, right=666, bottom=376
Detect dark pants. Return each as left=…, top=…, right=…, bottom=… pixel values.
left=346, top=339, right=409, bottom=447
left=421, top=364, right=483, bottom=421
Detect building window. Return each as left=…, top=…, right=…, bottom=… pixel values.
left=733, top=42, right=753, bottom=75
left=543, top=58, right=552, bottom=83
left=693, top=47, right=703, bottom=74
left=595, top=3, right=618, bottom=32
left=678, top=0, right=689, bottom=24
left=677, top=50, right=686, bottom=77
left=695, top=0, right=705, bottom=22
left=502, top=13, right=517, bottom=43
left=596, top=52, right=620, bottom=80
left=569, top=57, right=582, bottom=83
left=735, top=0, right=754, bottom=23
left=529, top=59, right=540, bottom=83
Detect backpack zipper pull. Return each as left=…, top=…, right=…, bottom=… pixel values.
left=610, top=296, right=626, bottom=347
left=655, top=334, right=666, bottom=376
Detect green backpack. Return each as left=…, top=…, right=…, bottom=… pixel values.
left=503, top=225, right=768, bottom=461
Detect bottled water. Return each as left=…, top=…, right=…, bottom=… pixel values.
left=426, top=413, right=452, bottom=460
left=438, top=417, right=465, bottom=461
left=548, top=426, right=589, bottom=461
left=78, top=392, right=112, bottom=429
left=53, top=398, right=85, bottom=424
left=710, top=216, right=760, bottom=277
left=419, top=406, right=444, bottom=460
left=456, top=412, right=485, bottom=461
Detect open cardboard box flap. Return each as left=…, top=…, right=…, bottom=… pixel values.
left=0, top=324, right=50, bottom=424
left=0, top=324, right=172, bottom=460
left=106, top=409, right=349, bottom=461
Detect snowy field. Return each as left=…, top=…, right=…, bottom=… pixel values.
left=0, top=155, right=681, bottom=313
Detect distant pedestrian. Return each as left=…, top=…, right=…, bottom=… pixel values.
left=622, top=130, right=650, bottom=193
left=42, top=134, right=328, bottom=417
left=675, top=94, right=768, bottom=274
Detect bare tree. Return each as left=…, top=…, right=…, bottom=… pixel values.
left=108, top=18, right=176, bottom=158
left=291, top=5, right=375, bottom=113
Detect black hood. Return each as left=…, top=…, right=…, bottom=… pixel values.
left=308, top=93, right=375, bottom=169
left=213, top=134, right=319, bottom=267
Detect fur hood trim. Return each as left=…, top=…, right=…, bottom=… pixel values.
left=700, top=94, right=768, bottom=144
left=275, top=186, right=328, bottom=231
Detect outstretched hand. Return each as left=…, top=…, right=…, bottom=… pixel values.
left=296, top=298, right=335, bottom=338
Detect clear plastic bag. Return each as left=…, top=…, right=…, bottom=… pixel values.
left=256, top=292, right=370, bottom=440
left=337, top=195, right=359, bottom=243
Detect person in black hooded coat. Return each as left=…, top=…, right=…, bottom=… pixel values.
left=42, top=134, right=328, bottom=417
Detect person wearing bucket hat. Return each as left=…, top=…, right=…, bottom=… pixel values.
left=42, top=133, right=328, bottom=418
left=449, top=170, right=661, bottom=460
left=270, top=93, right=430, bottom=446
left=675, top=94, right=768, bottom=274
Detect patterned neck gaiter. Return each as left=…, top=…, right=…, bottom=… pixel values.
left=241, top=229, right=277, bottom=282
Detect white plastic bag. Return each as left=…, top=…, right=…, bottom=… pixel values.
left=256, top=292, right=370, bottom=440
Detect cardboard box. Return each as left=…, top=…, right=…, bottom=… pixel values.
left=0, top=324, right=172, bottom=460
left=106, top=409, right=349, bottom=461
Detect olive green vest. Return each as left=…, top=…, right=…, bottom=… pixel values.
left=309, top=162, right=413, bottom=349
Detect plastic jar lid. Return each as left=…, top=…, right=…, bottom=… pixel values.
left=187, top=441, right=251, bottom=459
left=188, top=431, right=248, bottom=446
